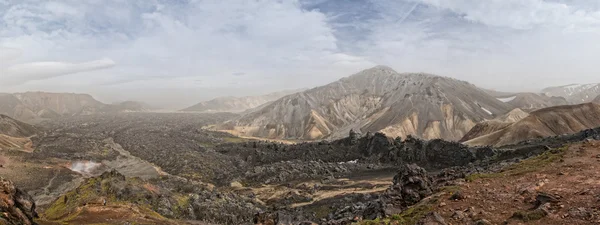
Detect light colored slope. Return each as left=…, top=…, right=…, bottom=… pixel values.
left=460, top=108, right=529, bottom=142
left=223, top=66, right=512, bottom=141
left=465, top=103, right=600, bottom=146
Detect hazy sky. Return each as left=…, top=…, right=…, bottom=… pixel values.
left=1, top=0, right=600, bottom=109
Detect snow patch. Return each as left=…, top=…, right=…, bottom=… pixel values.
left=481, top=107, right=493, bottom=115
left=497, top=96, right=516, bottom=102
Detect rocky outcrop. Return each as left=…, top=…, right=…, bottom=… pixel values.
left=0, top=177, right=38, bottom=225
left=383, top=164, right=434, bottom=210
left=222, top=66, right=512, bottom=141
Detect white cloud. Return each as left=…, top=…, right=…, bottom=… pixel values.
left=1, top=0, right=600, bottom=108
left=0, top=58, right=116, bottom=85
left=413, top=0, right=600, bottom=30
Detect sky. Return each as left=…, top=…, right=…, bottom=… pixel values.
left=1, top=0, right=600, bottom=109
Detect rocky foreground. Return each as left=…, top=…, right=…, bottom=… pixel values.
left=0, top=177, right=38, bottom=225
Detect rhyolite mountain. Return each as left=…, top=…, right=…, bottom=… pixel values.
left=463, top=103, right=600, bottom=146
left=0, top=92, right=151, bottom=123
left=220, top=66, right=513, bottom=140
left=542, top=83, right=600, bottom=104
left=181, top=89, right=305, bottom=113
left=495, top=93, right=568, bottom=111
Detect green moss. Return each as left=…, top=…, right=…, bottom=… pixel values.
left=360, top=197, right=438, bottom=225
left=223, top=137, right=247, bottom=143
left=307, top=205, right=334, bottom=219
left=467, top=146, right=567, bottom=182
left=503, top=146, right=566, bottom=176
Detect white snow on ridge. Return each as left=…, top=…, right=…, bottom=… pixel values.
left=481, top=107, right=493, bottom=115
left=497, top=96, right=516, bottom=102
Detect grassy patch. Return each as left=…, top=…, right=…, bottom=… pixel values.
left=467, top=146, right=567, bottom=182
left=306, top=205, right=334, bottom=220
left=359, top=196, right=439, bottom=225
left=502, top=146, right=567, bottom=176
left=222, top=137, right=247, bottom=143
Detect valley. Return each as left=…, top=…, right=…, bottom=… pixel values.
left=0, top=67, right=599, bottom=225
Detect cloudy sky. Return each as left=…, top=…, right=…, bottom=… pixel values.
left=1, top=0, right=599, bottom=109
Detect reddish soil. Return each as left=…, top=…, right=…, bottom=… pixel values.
left=433, top=141, right=600, bottom=225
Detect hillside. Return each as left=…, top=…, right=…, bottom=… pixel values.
left=459, top=108, right=529, bottom=142
left=0, top=92, right=151, bottom=122
left=220, top=66, right=512, bottom=140
left=464, top=103, right=600, bottom=146
left=542, top=83, right=600, bottom=104
left=496, top=93, right=568, bottom=111
left=182, top=89, right=304, bottom=113
left=594, top=95, right=600, bottom=103
left=0, top=115, right=37, bottom=151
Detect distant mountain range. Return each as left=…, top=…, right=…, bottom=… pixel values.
left=218, top=66, right=513, bottom=140
left=0, top=92, right=151, bottom=123
left=494, top=93, right=568, bottom=111
left=462, top=103, right=600, bottom=146
left=181, top=89, right=306, bottom=113
left=542, top=83, right=600, bottom=104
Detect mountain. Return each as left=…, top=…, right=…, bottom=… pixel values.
left=459, top=108, right=529, bottom=142
left=594, top=95, right=600, bottom=103
left=0, top=115, right=37, bottom=150
left=463, top=103, right=600, bottom=146
left=542, top=83, right=600, bottom=104
left=181, top=89, right=305, bottom=113
left=14, top=92, right=105, bottom=115
left=0, top=92, right=151, bottom=122
left=220, top=66, right=513, bottom=140
left=495, top=93, right=568, bottom=111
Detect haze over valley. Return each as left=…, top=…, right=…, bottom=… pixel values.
left=2, top=1, right=600, bottom=225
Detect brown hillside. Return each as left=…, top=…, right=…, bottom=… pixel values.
left=465, top=103, right=600, bottom=146
left=459, top=108, right=529, bottom=142
left=223, top=66, right=512, bottom=141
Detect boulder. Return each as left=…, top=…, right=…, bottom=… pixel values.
left=0, top=177, right=38, bottom=225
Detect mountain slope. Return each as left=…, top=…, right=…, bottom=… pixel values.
left=542, top=83, right=600, bottom=104
left=14, top=92, right=105, bottom=115
left=182, top=89, right=304, bottom=113
left=464, top=103, right=600, bottom=146
left=0, top=115, right=36, bottom=150
left=221, top=66, right=512, bottom=140
left=459, top=108, right=529, bottom=142
left=0, top=92, right=151, bottom=122
left=594, top=95, right=600, bottom=103
left=496, top=93, right=568, bottom=111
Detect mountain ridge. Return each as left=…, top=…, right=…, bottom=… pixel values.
left=464, top=103, right=600, bottom=146
left=181, top=89, right=306, bottom=113
left=220, top=66, right=513, bottom=140
left=0, top=92, right=151, bottom=123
